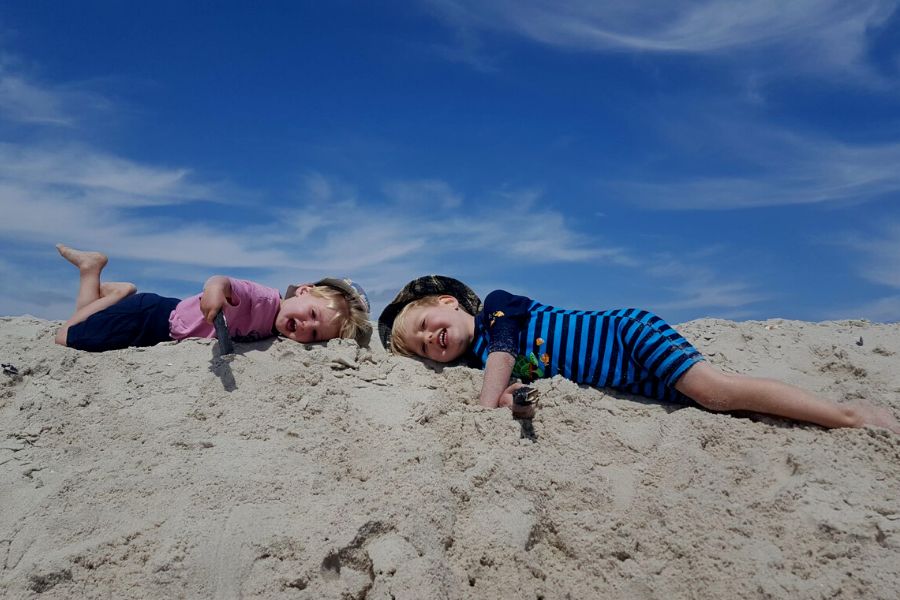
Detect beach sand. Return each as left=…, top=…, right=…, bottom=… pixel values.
left=1, top=315, right=899, bottom=599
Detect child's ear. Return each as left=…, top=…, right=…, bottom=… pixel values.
left=437, top=295, right=459, bottom=308
left=293, top=284, right=313, bottom=297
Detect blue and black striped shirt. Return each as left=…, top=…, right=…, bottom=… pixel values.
left=467, top=290, right=703, bottom=403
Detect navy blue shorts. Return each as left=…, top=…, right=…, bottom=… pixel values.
left=66, top=293, right=180, bottom=352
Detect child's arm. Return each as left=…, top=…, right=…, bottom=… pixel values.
left=480, top=352, right=535, bottom=418
left=199, top=276, right=234, bottom=323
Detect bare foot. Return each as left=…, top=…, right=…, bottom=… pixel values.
left=56, top=243, right=108, bottom=274
left=855, top=401, right=900, bottom=434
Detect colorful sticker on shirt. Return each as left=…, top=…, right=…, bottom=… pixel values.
left=512, top=352, right=545, bottom=382
left=489, top=310, right=505, bottom=328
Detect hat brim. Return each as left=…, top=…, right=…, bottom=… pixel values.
left=377, top=275, right=482, bottom=351
left=287, top=279, right=369, bottom=311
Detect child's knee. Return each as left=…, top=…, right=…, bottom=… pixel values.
left=101, top=282, right=137, bottom=298
left=54, top=327, right=69, bottom=346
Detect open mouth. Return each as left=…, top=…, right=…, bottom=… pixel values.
left=439, top=328, right=447, bottom=348
left=288, top=318, right=297, bottom=333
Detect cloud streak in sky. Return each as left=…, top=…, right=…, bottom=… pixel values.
left=0, top=144, right=211, bottom=203
left=838, top=220, right=900, bottom=289
left=428, top=1, right=893, bottom=53
left=602, top=102, right=900, bottom=210
left=427, top=0, right=898, bottom=80
left=0, top=73, right=74, bottom=126
left=0, top=62, right=113, bottom=127
left=609, top=143, right=900, bottom=210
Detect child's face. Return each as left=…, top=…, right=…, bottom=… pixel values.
left=275, top=285, right=345, bottom=343
left=397, top=296, right=474, bottom=363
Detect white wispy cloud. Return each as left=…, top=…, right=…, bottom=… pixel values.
left=810, top=220, right=900, bottom=321
left=833, top=295, right=900, bottom=322
left=0, top=143, right=212, bottom=203
left=272, top=177, right=627, bottom=274
left=642, top=249, right=771, bottom=315
left=837, top=220, right=900, bottom=289
left=427, top=0, right=895, bottom=76
left=0, top=73, right=73, bottom=126
left=602, top=103, right=900, bottom=210
left=383, top=179, right=463, bottom=209
left=0, top=62, right=113, bottom=127
left=0, top=64, right=282, bottom=274
left=655, top=279, right=770, bottom=314
left=0, top=143, right=282, bottom=269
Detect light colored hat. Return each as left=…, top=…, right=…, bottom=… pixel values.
left=286, top=277, right=372, bottom=343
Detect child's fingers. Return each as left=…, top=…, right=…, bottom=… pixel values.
left=200, top=302, right=221, bottom=323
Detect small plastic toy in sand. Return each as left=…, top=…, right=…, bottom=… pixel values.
left=513, top=386, right=538, bottom=407
left=213, top=313, right=234, bottom=356
left=512, top=386, right=539, bottom=440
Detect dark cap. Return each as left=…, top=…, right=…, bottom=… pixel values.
left=377, top=275, right=482, bottom=350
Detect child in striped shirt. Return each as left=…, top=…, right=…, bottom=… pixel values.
left=378, top=275, right=899, bottom=432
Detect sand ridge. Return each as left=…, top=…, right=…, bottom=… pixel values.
left=1, top=316, right=899, bottom=599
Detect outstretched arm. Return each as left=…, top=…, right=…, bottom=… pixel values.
left=199, top=276, right=234, bottom=323
left=480, top=352, right=534, bottom=418
left=479, top=352, right=515, bottom=408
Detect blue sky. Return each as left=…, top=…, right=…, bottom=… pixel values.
left=1, top=1, right=899, bottom=324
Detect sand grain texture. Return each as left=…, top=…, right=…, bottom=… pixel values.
left=1, top=316, right=899, bottom=599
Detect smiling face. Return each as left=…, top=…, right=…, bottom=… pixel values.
left=394, top=295, right=475, bottom=363
left=275, top=285, right=347, bottom=343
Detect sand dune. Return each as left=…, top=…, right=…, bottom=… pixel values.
left=1, top=315, right=898, bottom=599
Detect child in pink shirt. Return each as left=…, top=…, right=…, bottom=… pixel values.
left=53, top=244, right=371, bottom=351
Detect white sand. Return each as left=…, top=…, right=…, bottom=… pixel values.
left=1, top=316, right=899, bottom=599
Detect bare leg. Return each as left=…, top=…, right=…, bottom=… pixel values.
left=676, top=362, right=900, bottom=432
left=57, top=243, right=109, bottom=309
left=55, top=244, right=136, bottom=346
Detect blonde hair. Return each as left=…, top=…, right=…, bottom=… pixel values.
left=309, top=285, right=370, bottom=342
left=389, top=295, right=443, bottom=357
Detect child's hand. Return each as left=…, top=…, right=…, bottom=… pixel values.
left=200, top=289, right=226, bottom=323
left=499, top=382, right=536, bottom=419
left=200, top=276, right=232, bottom=323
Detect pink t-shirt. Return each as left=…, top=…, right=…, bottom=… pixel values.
left=168, top=278, right=282, bottom=342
